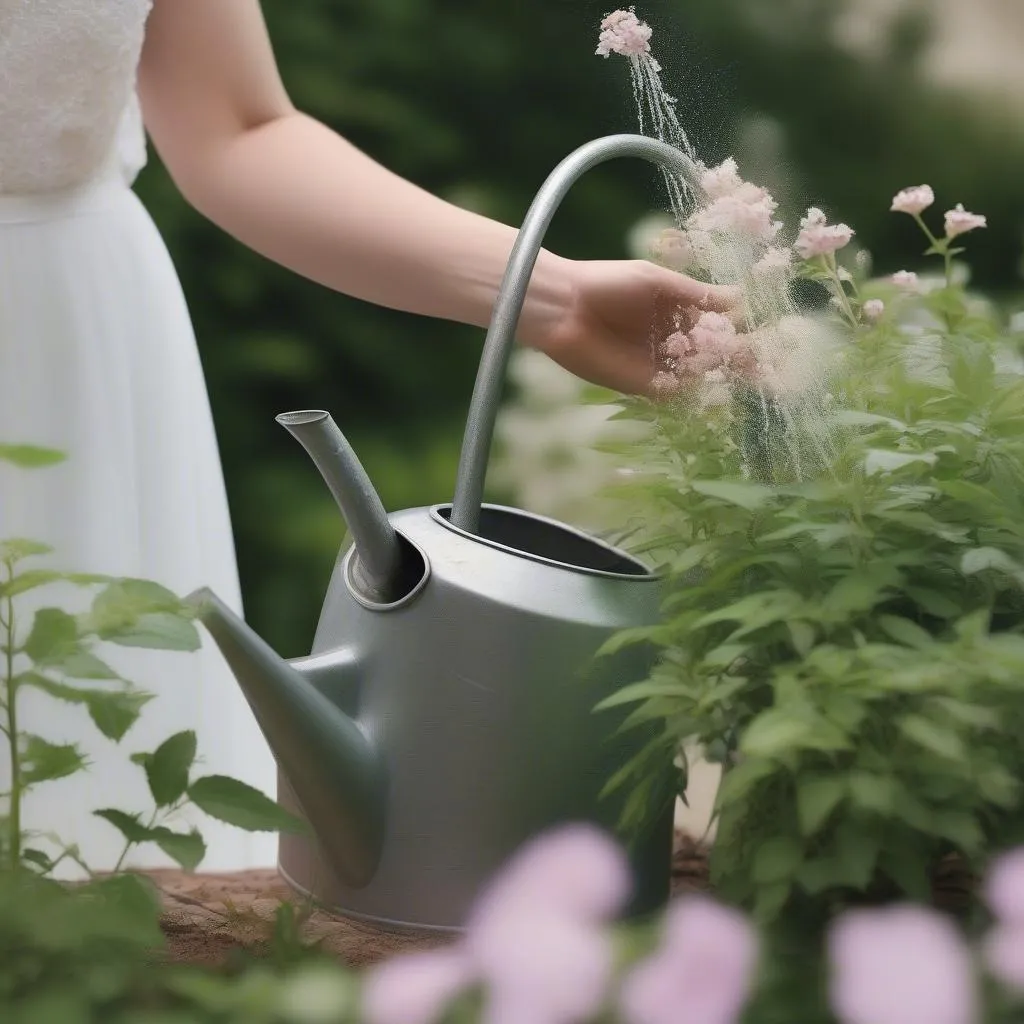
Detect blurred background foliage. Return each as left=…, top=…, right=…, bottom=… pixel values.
left=133, top=0, right=1024, bottom=656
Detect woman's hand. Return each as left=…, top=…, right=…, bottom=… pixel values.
left=518, top=257, right=742, bottom=397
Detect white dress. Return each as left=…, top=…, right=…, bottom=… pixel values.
left=0, top=0, right=279, bottom=874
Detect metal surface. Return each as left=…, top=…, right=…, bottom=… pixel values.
left=193, top=503, right=673, bottom=929
left=191, top=134, right=689, bottom=931
left=276, top=410, right=403, bottom=602
left=450, top=133, right=700, bottom=534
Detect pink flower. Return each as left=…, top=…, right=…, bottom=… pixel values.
left=596, top=8, right=653, bottom=58
left=362, top=824, right=630, bottom=1024
left=862, top=299, right=885, bottom=321
left=891, top=185, right=935, bottom=216
left=619, top=896, right=759, bottom=1024
left=752, top=246, right=792, bottom=277
left=891, top=269, right=921, bottom=290
left=984, top=922, right=1024, bottom=992
left=795, top=207, right=854, bottom=259
left=652, top=370, right=681, bottom=396
left=700, top=158, right=744, bottom=200
left=649, top=228, right=694, bottom=272
left=689, top=193, right=781, bottom=242
left=984, top=848, right=1024, bottom=922
left=363, top=949, right=474, bottom=1024
left=827, top=905, right=977, bottom=1024
left=944, top=203, right=987, bottom=239
left=468, top=823, right=632, bottom=923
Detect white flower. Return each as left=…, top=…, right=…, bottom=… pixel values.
left=595, top=8, right=653, bottom=58
left=890, top=185, right=935, bottom=216
left=700, top=157, right=743, bottom=199
left=752, top=246, right=792, bottom=277
left=795, top=207, right=854, bottom=259
left=944, top=203, right=987, bottom=239
left=891, top=270, right=921, bottom=291
left=862, top=299, right=885, bottom=321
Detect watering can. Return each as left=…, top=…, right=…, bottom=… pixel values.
left=189, top=135, right=697, bottom=931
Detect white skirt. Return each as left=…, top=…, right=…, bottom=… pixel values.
left=0, top=175, right=279, bottom=875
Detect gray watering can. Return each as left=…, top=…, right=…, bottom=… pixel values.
left=189, top=135, right=698, bottom=932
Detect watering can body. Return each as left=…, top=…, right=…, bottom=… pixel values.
left=192, top=135, right=699, bottom=932
left=275, top=503, right=671, bottom=930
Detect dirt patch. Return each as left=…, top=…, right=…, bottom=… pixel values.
left=149, top=833, right=972, bottom=969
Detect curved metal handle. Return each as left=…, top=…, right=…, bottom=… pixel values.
left=450, top=134, right=701, bottom=534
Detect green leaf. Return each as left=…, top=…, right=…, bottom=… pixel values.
left=864, top=449, right=937, bottom=475
left=94, top=808, right=155, bottom=844
left=187, top=775, right=308, bottom=834
left=961, top=547, right=1024, bottom=583
left=752, top=881, right=791, bottom=922
left=20, top=734, right=87, bottom=785
left=833, top=822, right=882, bottom=888
left=739, top=709, right=813, bottom=759
left=787, top=621, right=815, bottom=656
left=797, top=775, right=846, bottom=835
left=753, top=837, right=803, bottom=885
left=694, top=590, right=804, bottom=635
left=98, top=612, right=200, bottom=651
left=21, top=848, right=55, bottom=873
left=820, top=567, right=901, bottom=617
left=136, top=731, right=197, bottom=807
left=88, top=579, right=201, bottom=651
left=23, top=608, right=78, bottom=663
left=595, top=678, right=693, bottom=710
left=61, top=651, right=119, bottom=680
left=150, top=827, right=206, bottom=872
left=0, top=538, right=53, bottom=563
left=877, top=615, right=934, bottom=650
left=714, top=757, right=777, bottom=808
left=87, top=689, right=152, bottom=742
left=899, top=714, right=965, bottom=761
left=834, top=410, right=907, bottom=431
left=0, top=569, right=62, bottom=598
left=82, top=872, right=164, bottom=946
left=0, top=444, right=66, bottom=467
left=22, top=674, right=151, bottom=742
left=847, top=772, right=896, bottom=815
left=690, top=479, right=775, bottom=510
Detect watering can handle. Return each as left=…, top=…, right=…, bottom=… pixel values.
left=450, top=134, right=700, bottom=534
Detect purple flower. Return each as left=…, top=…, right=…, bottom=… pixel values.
left=984, top=847, right=1024, bottom=922
left=618, top=896, right=759, bottom=1024
left=362, top=948, right=473, bottom=1024
left=828, top=905, right=977, bottom=1024
left=983, top=921, right=1024, bottom=993
left=362, top=823, right=631, bottom=1024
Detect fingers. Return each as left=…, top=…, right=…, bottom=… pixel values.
left=546, top=332, right=661, bottom=398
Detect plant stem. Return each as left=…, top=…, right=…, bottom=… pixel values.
left=111, top=809, right=159, bottom=873
left=3, top=585, right=20, bottom=872
left=823, top=255, right=858, bottom=328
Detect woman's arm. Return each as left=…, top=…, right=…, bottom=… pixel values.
left=138, top=0, right=572, bottom=341
left=137, top=0, right=737, bottom=395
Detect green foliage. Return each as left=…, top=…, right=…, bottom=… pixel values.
left=601, top=261, right=1024, bottom=929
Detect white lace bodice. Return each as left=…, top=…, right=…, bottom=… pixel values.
left=0, top=0, right=152, bottom=195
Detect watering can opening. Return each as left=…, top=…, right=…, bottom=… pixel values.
left=433, top=503, right=655, bottom=580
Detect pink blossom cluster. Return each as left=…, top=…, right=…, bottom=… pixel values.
left=794, top=207, right=855, bottom=259
left=889, top=183, right=987, bottom=238
left=595, top=8, right=653, bottom=59
left=688, top=158, right=782, bottom=242
left=983, top=848, right=1024, bottom=992
left=362, top=824, right=760, bottom=1024
left=363, top=826, right=1024, bottom=1024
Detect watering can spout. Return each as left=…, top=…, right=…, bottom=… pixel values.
left=276, top=410, right=404, bottom=603
left=186, top=587, right=385, bottom=887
